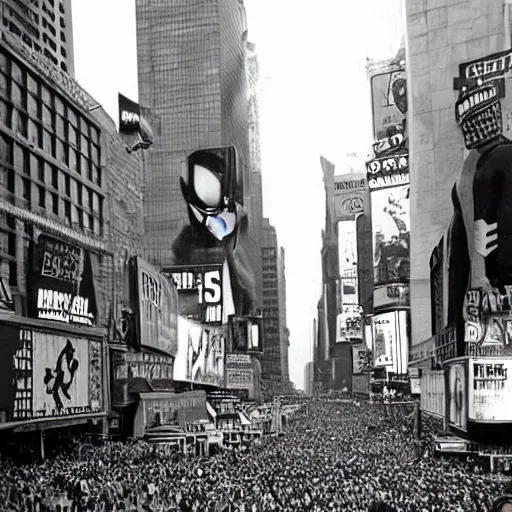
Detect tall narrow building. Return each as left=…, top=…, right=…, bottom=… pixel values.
left=261, top=218, right=289, bottom=396
left=0, top=0, right=74, bottom=75
left=135, top=0, right=261, bottom=291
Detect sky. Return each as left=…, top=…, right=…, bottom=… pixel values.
left=72, top=0, right=404, bottom=390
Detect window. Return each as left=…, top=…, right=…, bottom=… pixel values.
left=37, top=185, right=45, bottom=209
left=0, top=72, right=8, bottom=94
left=13, top=144, right=26, bottom=173
left=42, top=104, right=53, bottom=129
left=51, top=192, right=58, bottom=215
left=12, top=110, right=27, bottom=137
left=0, top=100, right=12, bottom=128
left=27, top=93, right=39, bottom=118
left=11, top=82, right=25, bottom=109
left=60, top=31, right=66, bottom=42
left=42, top=129, right=53, bottom=154
left=28, top=119, right=41, bottom=146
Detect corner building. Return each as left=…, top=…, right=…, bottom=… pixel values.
left=135, top=0, right=261, bottom=301
left=0, top=31, right=146, bottom=454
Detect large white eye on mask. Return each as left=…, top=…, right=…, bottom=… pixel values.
left=193, top=164, right=222, bottom=208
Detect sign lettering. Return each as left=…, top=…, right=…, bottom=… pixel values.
left=36, top=289, right=94, bottom=325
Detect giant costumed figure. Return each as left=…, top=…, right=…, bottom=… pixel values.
left=447, top=80, right=512, bottom=353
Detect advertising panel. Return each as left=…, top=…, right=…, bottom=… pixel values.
left=370, top=68, right=407, bottom=141
left=225, top=353, right=254, bottom=395
left=371, top=185, right=410, bottom=298
left=468, top=358, right=512, bottom=422
left=228, top=315, right=263, bottom=353
left=333, top=173, right=367, bottom=221
left=366, top=153, right=409, bottom=191
left=420, top=370, right=445, bottom=418
left=135, top=257, right=178, bottom=357
left=372, top=311, right=408, bottom=374
left=0, top=326, right=103, bottom=425
left=168, top=264, right=223, bottom=324
left=336, top=305, right=363, bottom=342
left=174, top=317, right=226, bottom=387
left=447, top=361, right=467, bottom=431
left=409, top=368, right=421, bottom=395
left=352, top=345, right=372, bottom=374
left=118, top=93, right=155, bottom=152
left=29, top=233, right=98, bottom=326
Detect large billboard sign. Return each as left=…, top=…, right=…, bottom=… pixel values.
left=469, top=358, right=512, bottom=422
left=371, top=185, right=410, bottom=298
left=174, top=317, right=226, bottom=387
left=134, top=257, right=178, bottom=357
left=372, top=311, right=408, bottom=374
left=336, top=305, right=363, bottom=342
left=0, top=326, right=103, bottom=425
left=168, top=264, right=223, bottom=324
left=370, top=68, right=407, bottom=141
left=333, top=173, right=367, bottom=221
left=29, top=233, right=98, bottom=326
left=366, top=153, right=409, bottom=191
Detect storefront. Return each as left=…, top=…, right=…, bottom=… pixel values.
left=0, top=313, right=107, bottom=458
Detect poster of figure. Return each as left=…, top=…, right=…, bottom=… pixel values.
left=370, top=68, right=407, bottom=141
left=169, top=146, right=256, bottom=318
left=174, top=317, right=226, bottom=387
left=448, top=362, right=467, bottom=431
left=32, top=332, right=102, bottom=418
left=371, top=185, right=410, bottom=288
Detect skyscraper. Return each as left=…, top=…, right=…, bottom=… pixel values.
left=0, top=0, right=74, bottom=76
left=135, top=0, right=261, bottom=286
left=261, top=218, right=289, bottom=396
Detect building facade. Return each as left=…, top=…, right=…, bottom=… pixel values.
left=261, top=217, right=289, bottom=396
left=0, top=0, right=74, bottom=76
left=0, top=30, right=145, bottom=450
left=405, top=0, right=508, bottom=351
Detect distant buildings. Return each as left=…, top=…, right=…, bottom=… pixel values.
left=261, top=218, right=290, bottom=396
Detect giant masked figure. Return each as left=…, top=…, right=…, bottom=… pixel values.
left=448, top=81, right=512, bottom=351
left=172, top=147, right=256, bottom=316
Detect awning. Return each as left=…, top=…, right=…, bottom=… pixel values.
left=206, top=402, right=217, bottom=419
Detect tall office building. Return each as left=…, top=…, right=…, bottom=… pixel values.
left=135, top=0, right=261, bottom=287
left=246, top=40, right=263, bottom=309
left=261, top=218, right=289, bottom=395
left=0, top=0, right=74, bottom=76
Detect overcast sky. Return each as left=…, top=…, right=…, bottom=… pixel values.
left=72, top=0, right=403, bottom=390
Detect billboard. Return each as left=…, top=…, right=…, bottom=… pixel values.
left=112, top=350, right=175, bottom=406
left=469, top=358, right=512, bottom=422
left=0, top=326, right=103, bottom=424
left=336, top=305, right=363, bottom=342
left=372, top=311, right=408, bottom=374
left=366, top=153, right=409, bottom=191
left=333, top=173, right=367, bottom=221
left=372, top=185, right=410, bottom=298
left=168, top=264, right=223, bottom=324
left=174, top=317, right=226, bottom=387
left=29, top=233, right=98, bottom=326
left=134, top=257, right=178, bottom=357
left=352, top=345, right=372, bottom=374
left=447, top=361, right=467, bottom=431
left=118, top=93, right=155, bottom=152
left=370, top=68, right=407, bottom=141
left=228, top=315, right=263, bottom=353
left=171, top=146, right=256, bottom=317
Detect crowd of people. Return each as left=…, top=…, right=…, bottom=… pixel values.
left=0, top=399, right=511, bottom=511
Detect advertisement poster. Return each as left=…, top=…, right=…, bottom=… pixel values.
left=370, top=69, right=407, bottom=141
left=372, top=311, right=408, bottom=374
left=448, top=361, right=467, bottom=431
left=352, top=345, right=371, bottom=374
left=0, top=329, right=103, bottom=423
left=168, top=264, right=223, bottom=324
left=366, top=153, right=409, bottom=191
left=174, top=317, right=226, bottom=387
left=29, top=233, right=98, bottom=326
left=372, top=185, right=410, bottom=291
left=468, top=358, right=512, bottom=422
left=135, top=257, right=178, bottom=357
left=333, top=173, right=367, bottom=221
left=337, top=305, right=363, bottom=342
left=229, top=316, right=263, bottom=353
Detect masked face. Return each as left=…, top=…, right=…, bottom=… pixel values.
left=181, top=163, right=238, bottom=241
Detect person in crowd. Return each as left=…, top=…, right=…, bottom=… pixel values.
left=0, top=399, right=509, bottom=511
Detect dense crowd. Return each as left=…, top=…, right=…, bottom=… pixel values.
left=0, top=399, right=511, bottom=511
